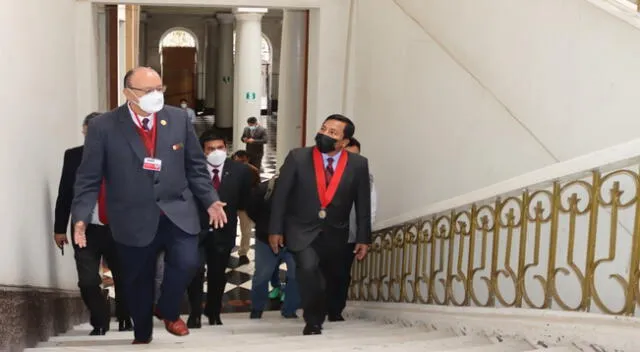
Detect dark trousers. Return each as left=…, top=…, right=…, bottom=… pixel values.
left=249, top=149, right=264, bottom=170
left=201, top=241, right=233, bottom=317
left=73, top=224, right=129, bottom=329
left=186, top=245, right=206, bottom=317
left=327, top=243, right=356, bottom=317
left=293, top=232, right=349, bottom=326
left=116, top=216, right=200, bottom=342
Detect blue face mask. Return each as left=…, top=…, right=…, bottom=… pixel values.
left=249, top=125, right=256, bottom=130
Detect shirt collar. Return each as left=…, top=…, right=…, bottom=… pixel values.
left=321, top=149, right=343, bottom=165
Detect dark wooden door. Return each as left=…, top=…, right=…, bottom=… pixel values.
left=161, top=47, right=197, bottom=108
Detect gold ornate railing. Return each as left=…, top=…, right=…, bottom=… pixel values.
left=350, top=165, right=640, bottom=316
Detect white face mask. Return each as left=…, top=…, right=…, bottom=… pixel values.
left=133, top=90, right=165, bottom=114
left=180, top=103, right=187, bottom=109
left=207, top=149, right=227, bottom=166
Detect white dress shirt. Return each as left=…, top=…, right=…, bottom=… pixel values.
left=207, top=162, right=225, bottom=180
left=348, top=175, right=377, bottom=244
left=128, top=103, right=154, bottom=130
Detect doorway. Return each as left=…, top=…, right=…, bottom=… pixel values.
left=159, top=28, right=198, bottom=108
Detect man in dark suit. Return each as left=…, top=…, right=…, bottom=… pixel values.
left=186, top=133, right=252, bottom=327
left=241, top=116, right=267, bottom=170
left=269, top=114, right=372, bottom=335
left=54, top=112, right=132, bottom=335
left=71, top=67, right=227, bottom=344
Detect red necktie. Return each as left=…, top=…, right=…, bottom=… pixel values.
left=325, top=158, right=334, bottom=186
left=98, top=179, right=108, bottom=224
left=212, top=169, right=220, bottom=190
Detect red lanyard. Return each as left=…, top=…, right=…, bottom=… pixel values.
left=312, top=147, right=348, bottom=209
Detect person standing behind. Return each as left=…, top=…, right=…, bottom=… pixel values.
left=71, top=67, right=227, bottom=344
left=53, top=112, right=132, bottom=335
left=179, top=98, right=197, bottom=124
left=232, top=150, right=260, bottom=266
left=241, top=117, right=267, bottom=170
left=247, top=174, right=300, bottom=319
left=268, top=114, right=371, bottom=336
left=327, top=137, right=377, bottom=321
left=186, top=133, right=252, bottom=327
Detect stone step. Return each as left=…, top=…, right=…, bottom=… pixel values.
left=24, top=312, right=576, bottom=352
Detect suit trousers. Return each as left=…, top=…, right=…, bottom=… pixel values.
left=73, top=224, right=129, bottom=329
left=293, top=232, right=349, bottom=326
left=327, top=243, right=356, bottom=317
left=249, top=150, right=264, bottom=170
left=186, top=244, right=206, bottom=317
left=202, top=239, right=233, bottom=317
left=116, top=216, right=200, bottom=341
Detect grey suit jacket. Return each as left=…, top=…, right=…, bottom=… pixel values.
left=241, top=126, right=267, bottom=155
left=71, top=104, right=218, bottom=247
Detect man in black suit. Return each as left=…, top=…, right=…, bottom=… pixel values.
left=53, top=112, right=132, bottom=335
left=186, top=133, right=252, bottom=327
left=269, top=114, right=372, bottom=335
left=241, top=116, right=267, bottom=170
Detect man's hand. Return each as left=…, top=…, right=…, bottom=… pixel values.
left=54, top=233, right=68, bottom=249
left=247, top=138, right=254, bottom=143
left=74, top=222, right=87, bottom=248
left=354, top=243, right=369, bottom=261
left=208, top=201, right=228, bottom=229
left=269, top=234, right=284, bottom=254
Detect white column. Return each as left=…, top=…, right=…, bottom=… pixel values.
left=276, top=10, right=307, bottom=168
left=232, top=8, right=266, bottom=151
left=204, top=18, right=217, bottom=108
left=215, top=13, right=234, bottom=128
left=96, top=4, right=108, bottom=112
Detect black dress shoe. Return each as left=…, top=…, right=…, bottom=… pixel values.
left=89, top=327, right=108, bottom=336
left=238, top=255, right=250, bottom=266
left=208, top=314, right=223, bottom=325
left=282, top=312, right=298, bottom=319
left=119, top=320, right=133, bottom=331
left=250, top=310, right=263, bottom=319
left=303, top=324, right=322, bottom=335
left=187, top=316, right=202, bottom=329
left=328, top=314, right=345, bottom=322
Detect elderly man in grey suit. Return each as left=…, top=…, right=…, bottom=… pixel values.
left=71, top=67, right=227, bottom=344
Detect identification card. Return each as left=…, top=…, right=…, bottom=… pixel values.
left=142, top=157, right=162, bottom=172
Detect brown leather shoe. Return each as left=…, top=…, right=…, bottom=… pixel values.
left=164, top=318, right=190, bottom=336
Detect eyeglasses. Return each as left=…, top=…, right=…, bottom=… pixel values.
left=129, top=85, right=167, bottom=95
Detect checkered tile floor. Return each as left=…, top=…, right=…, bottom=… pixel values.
left=104, top=115, right=283, bottom=313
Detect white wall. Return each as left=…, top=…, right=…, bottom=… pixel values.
left=350, top=0, right=640, bottom=226
left=0, top=0, right=89, bottom=290
left=350, top=0, right=555, bottom=225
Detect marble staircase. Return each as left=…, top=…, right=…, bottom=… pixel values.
left=25, top=311, right=578, bottom=352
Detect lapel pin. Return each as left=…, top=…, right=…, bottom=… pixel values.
left=172, top=143, right=184, bottom=151
left=160, top=120, right=167, bottom=126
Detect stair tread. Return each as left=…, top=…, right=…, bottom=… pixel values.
left=23, top=313, right=576, bottom=352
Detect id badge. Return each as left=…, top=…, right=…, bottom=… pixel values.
left=142, top=157, right=162, bottom=172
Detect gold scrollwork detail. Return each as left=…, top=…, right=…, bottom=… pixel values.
left=355, top=167, right=640, bottom=317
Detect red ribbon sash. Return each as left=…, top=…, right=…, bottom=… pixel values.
left=133, top=112, right=158, bottom=157
left=312, top=147, right=348, bottom=209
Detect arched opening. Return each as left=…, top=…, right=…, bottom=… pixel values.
left=159, top=28, right=198, bottom=108
left=233, top=33, right=273, bottom=112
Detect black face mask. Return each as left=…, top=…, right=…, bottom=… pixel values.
left=315, top=133, right=338, bottom=153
